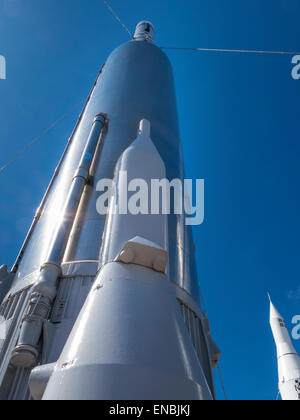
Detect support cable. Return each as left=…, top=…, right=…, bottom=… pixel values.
left=0, top=99, right=85, bottom=173
left=160, top=46, right=300, bottom=56
left=217, top=364, right=228, bottom=401
left=102, top=0, right=134, bottom=39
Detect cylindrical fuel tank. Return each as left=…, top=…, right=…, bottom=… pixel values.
left=11, top=36, right=201, bottom=306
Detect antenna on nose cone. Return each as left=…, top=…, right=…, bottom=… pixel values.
left=134, top=21, right=155, bottom=42
left=138, top=119, right=151, bottom=137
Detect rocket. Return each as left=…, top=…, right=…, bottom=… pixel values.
left=0, top=21, right=220, bottom=400
left=37, top=119, right=212, bottom=400
left=269, top=295, right=300, bottom=400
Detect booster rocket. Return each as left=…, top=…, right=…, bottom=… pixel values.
left=269, top=296, right=300, bottom=400
left=0, top=21, right=220, bottom=400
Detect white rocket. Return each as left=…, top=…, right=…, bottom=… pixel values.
left=269, top=295, right=300, bottom=400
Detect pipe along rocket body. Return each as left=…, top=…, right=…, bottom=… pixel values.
left=0, top=22, right=220, bottom=400
left=269, top=297, right=300, bottom=400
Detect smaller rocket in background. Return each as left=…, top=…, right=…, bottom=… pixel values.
left=269, top=294, right=300, bottom=400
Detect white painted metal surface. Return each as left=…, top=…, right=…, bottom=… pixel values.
left=42, top=262, right=212, bottom=400
left=100, top=119, right=168, bottom=265
left=269, top=297, right=300, bottom=400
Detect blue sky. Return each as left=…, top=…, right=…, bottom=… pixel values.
left=1, top=0, right=300, bottom=400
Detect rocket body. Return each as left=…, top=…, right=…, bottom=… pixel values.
left=0, top=23, right=218, bottom=400
left=270, top=299, right=300, bottom=400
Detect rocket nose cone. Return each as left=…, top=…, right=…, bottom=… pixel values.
left=138, top=119, right=151, bottom=137
left=134, top=21, right=155, bottom=42
left=269, top=300, right=284, bottom=321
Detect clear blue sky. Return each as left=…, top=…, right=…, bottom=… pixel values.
left=1, top=0, right=300, bottom=400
